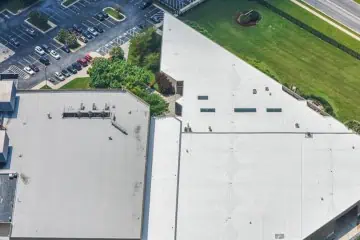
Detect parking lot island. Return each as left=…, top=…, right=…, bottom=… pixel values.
left=104, top=7, right=127, bottom=22
left=25, top=18, right=57, bottom=34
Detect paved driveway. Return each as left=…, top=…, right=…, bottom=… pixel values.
left=0, top=0, right=161, bottom=89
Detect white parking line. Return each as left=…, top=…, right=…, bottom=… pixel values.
left=17, top=61, right=27, bottom=68
left=57, top=6, right=73, bottom=16
left=92, top=17, right=111, bottom=28
left=71, top=5, right=81, bottom=11
left=11, top=31, right=28, bottom=42
left=0, top=36, right=8, bottom=45
left=77, top=1, right=86, bottom=7
left=28, top=55, right=38, bottom=62
left=63, top=6, right=77, bottom=14
left=81, top=22, right=90, bottom=28
left=135, top=0, right=143, bottom=5
left=23, top=57, right=33, bottom=65
left=87, top=19, right=97, bottom=26
left=105, top=18, right=116, bottom=25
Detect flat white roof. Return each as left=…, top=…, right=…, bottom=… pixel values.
left=0, top=81, right=13, bottom=103
left=3, top=90, right=150, bottom=239
left=145, top=117, right=181, bottom=240
left=161, top=14, right=349, bottom=134
left=148, top=13, right=360, bottom=240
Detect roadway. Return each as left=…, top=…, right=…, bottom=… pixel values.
left=301, top=0, right=360, bottom=34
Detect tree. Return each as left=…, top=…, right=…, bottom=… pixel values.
left=109, top=46, right=124, bottom=61
left=28, top=11, right=49, bottom=30
left=155, top=72, right=174, bottom=95
left=56, top=29, right=78, bottom=48
left=144, top=52, right=160, bottom=73
left=128, top=27, right=161, bottom=70
left=88, top=57, right=168, bottom=116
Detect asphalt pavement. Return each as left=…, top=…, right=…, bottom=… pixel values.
left=301, top=0, right=360, bottom=34
left=0, top=0, right=164, bottom=89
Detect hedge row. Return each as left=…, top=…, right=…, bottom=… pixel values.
left=346, top=120, right=360, bottom=134
left=255, top=0, right=360, bottom=61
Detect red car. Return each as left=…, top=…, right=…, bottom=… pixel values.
left=77, top=58, right=88, bottom=67
left=84, top=54, right=93, bottom=62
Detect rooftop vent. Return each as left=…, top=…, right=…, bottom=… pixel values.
left=266, top=108, right=282, bottom=113
left=197, top=95, right=208, bottom=100
left=92, top=103, right=97, bottom=110
left=105, top=103, right=110, bottom=110
left=295, top=123, right=300, bottom=128
left=305, top=132, right=313, bottom=138
left=253, top=89, right=257, bottom=94
left=234, top=108, right=256, bottom=113
left=275, top=233, right=285, bottom=239
left=80, top=103, right=85, bottom=110
left=200, top=108, right=215, bottom=113
left=208, top=126, right=212, bottom=132
left=265, top=87, right=269, bottom=91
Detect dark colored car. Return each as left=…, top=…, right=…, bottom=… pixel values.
left=101, top=11, right=109, bottom=18
left=61, top=45, right=70, bottom=53
left=77, top=58, right=88, bottom=67
left=67, top=66, right=77, bottom=74
left=42, top=44, right=51, bottom=53
left=83, top=31, right=93, bottom=40
left=73, top=24, right=83, bottom=33
left=72, top=62, right=82, bottom=71
left=39, top=56, right=50, bottom=65
left=29, top=64, right=39, bottom=72
left=61, top=69, right=71, bottom=77
left=93, top=26, right=103, bottom=33
left=94, top=13, right=105, bottom=21
left=138, top=23, right=145, bottom=29
left=10, top=38, right=20, bottom=47
left=140, top=1, right=152, bottom=9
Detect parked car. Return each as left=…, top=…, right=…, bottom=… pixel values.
left=61, top=45, right=70, bottom=53
left=39, top=56, right=50, bottom=65
left=54, top=72, right=65, bottom=81
left=94, top=13, right=105, bottom=21
left=25, top=27, right=36, bottom=36
left=67, top=66, right=77, bottom=74
left=93, top=26, right=103, bottom=33
left=10, top=38, right=20, bottom=47
left=42, top=44, right=51, bottom=53
left=35, top=46, right=45, bottom=55
left=72, top=62, right=82, bottom=71
left=48, top=78, right=56, bottom=83
left=78, top=35, right=88, bottom=43
left=84, top=54, right=92, bottom=62
left=29, top=64, right=39, bottom=72
left=87, top=27, right=98, bottom=37
left=72, top=24, right=83, bottom=33
left=50, top=50, right=60, bottom=60
left=83, top=31, right=93, bottom=40
left=101, top=11, right=109, bottom=18
left=61, top=69, right=71, bottom=77
left=23, top=66, right=35, bottom=75
left=140, top=1, right=152, bottom=9
left=77, top=58, right=88, bottom=67
left=138, top=23, right=145, bottom=29
left=151, top=16, right=161, bottom=23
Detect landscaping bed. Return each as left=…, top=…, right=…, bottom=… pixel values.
left=104, top=7, right=125, bottom=21
left=0, top=0, right=38, bottom=14
left=181, top=0, right=360, bottom=122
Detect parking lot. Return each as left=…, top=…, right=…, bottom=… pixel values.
left=0, top=0, right=165, bottom=89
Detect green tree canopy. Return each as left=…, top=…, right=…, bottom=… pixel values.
left=109, top=46, right=124, bottom=61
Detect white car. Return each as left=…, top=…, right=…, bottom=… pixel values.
left=50, top=50, right=60, bottom=60
left=87, top=27, right=98, bottom=37
left=54, top=72, right=65, bottom=81
left=35, top=46, right=45, bottom=55
left=23, top=66, right=35, bottom=75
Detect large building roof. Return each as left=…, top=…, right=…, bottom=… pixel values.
left=2, top=89, right=150, bottom=239
left=145, top=13, right=360, bottom=240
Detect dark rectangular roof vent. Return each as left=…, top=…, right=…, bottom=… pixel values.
left=266, top=108, right=282, bottom=112
left=197, top=96, right=208, bottom=100
left=200, top=108, right=215, bottom=113
left=234, top=108, right=256, bottom=113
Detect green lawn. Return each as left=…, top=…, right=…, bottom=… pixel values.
left=60, top=77, right=91, bottom=89
left=62, top=0, right=78, bottom=7
left=0, top=0, right=39, bottom=13
left=104, top=8, right=124, bottom=20
left=181, top=0, right=360, bottom=122
left=354, top=0, right=360, bottom=4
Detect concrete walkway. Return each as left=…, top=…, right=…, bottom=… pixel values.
left=291, top=0, right=360, bottom=41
